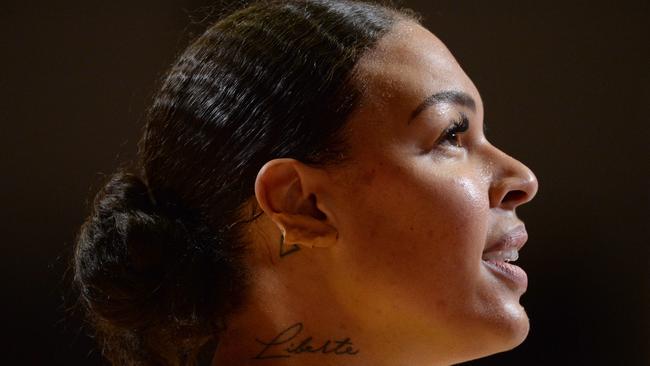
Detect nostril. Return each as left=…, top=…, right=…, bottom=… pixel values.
left=503, top=190, right=527, bottom=204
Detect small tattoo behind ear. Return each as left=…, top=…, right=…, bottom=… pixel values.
left=279, top=233, right=300, bottom=258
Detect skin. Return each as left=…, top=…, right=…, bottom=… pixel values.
left=212, top=20, right=538, bottom=366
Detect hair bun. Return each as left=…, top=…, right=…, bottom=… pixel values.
left=74, top=170, right=227, bottom=346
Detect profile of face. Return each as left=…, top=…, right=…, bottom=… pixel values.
left=246, top=20, right=539, bottom=366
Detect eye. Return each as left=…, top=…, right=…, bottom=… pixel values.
left=438, top=113, right=469, bottom=148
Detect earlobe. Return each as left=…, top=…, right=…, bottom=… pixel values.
left=254, top=158, right=338, bottom=249
left=274, top=213, right=338, bottom=248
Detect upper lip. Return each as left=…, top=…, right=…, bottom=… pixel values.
left=483, top=225, right=528, bottom=254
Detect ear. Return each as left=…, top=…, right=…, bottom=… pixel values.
left=254, top=158, right=338, bottom=249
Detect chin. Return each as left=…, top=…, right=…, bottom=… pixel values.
left=489, top=304, right=531, bottom=353
left=461, top=302, right=531, bottom=362
left=457, top=317, right=529, bottom=365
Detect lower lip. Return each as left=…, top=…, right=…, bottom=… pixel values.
left=482, top=259, right=528, bottom=291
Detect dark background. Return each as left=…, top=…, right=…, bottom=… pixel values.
left=1, top=0, right=648, bottom=365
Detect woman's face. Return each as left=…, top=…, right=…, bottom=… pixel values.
left=324, top=21, right=539, bottom=363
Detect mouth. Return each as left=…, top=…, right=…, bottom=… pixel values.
left=482, top=225, right=529, bottom=291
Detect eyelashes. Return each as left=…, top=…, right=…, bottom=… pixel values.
left=438, top=113, right=469, bottom=148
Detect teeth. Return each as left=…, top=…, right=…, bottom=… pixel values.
left=482, top=249, right=519, bottom=262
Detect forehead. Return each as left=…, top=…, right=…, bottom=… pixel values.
left=353, top=21, right=482, bottom=120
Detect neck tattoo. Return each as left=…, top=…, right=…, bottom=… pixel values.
left=253, top=322, right=360, bottom=360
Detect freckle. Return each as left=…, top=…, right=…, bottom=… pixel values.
left=368, top=225, right=378, bottom=239
left=409, top=226, right=414, bottom=231
left=436, top=299, right=447, bottom=309
left=360, top=168, right=376, bottom=186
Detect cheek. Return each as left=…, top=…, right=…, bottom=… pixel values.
left=334, top=159, right=489, bottom=299
left=329, top=159, right=515, bottom=352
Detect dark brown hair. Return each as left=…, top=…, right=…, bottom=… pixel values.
left=73, top=1, right=417, bottom=365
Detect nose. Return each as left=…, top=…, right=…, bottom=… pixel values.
left=488, top=148, right=539, bottom=211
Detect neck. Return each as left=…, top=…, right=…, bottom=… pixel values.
left=211, top=263, right=369, bottom=366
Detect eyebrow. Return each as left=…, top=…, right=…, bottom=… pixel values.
left=408, top=90, right=477, bottom=123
